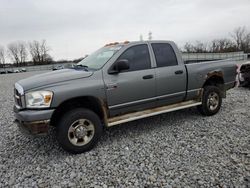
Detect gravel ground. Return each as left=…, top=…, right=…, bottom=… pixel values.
left=0, top=71, right=250, bottom=187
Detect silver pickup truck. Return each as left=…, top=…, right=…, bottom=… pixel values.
left=14, top=40, right=237, bottom=153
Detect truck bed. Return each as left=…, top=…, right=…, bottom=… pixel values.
left=184, top=59, right=237, bottom=100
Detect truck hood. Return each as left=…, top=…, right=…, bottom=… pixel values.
left=18, top=69, right=93, bottom=91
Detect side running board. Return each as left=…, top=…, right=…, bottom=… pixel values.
left=107, top=100, right=202, bottom=127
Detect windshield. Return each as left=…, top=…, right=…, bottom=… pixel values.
left=77, top=46, right=122, bottom=70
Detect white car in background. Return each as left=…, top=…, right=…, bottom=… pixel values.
left=20, top=68, right=27, bottom=72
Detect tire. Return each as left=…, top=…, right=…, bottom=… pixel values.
left=56, top=108, right=103, bottom=154
left=197, top=86, right=222, bottom=116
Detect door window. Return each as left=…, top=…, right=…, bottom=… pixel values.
left=117, top=44, right=151, bottom=72
left=152, top=43, right=178, bottom=67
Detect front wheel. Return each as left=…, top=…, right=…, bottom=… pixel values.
left=56, top=108, right=103, bottom=154
left=197, top=86, right=222, bottom=116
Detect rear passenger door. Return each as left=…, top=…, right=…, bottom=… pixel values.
left=151, top=43, right=187, bottom=106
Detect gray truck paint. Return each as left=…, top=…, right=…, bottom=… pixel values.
left=14, top=40, right=237, bottom=129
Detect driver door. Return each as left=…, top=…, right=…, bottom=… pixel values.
left=103, top=44, right=156, bottom=116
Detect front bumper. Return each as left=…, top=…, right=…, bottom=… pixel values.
left=14, top=107, right=54, bottom=135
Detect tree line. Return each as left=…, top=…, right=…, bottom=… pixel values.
left=183, top=27, right=250, bottom=53
left=1, top=26, right=249, bottom=68
left=0, top=39, right=52, bottom=68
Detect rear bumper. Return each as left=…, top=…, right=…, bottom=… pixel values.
left=14, top=107, right=54, bottom=135
left=224, top=81, right=237, bottom=90
left=220, top=81, right=237, bottom=98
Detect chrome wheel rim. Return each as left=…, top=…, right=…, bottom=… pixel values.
left=207, top=92, right=219, bottom=111
left=68, top=119, right=95, bottom=146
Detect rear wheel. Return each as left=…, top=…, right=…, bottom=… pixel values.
left=197, top=86, right=222, bottom=116
left=56, top=108, right=102, bottom=154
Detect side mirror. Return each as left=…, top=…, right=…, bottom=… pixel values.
left=109, top=59, right=130, bottom=74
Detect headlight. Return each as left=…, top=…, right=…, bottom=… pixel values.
left=25, top=91, right=53, bottom=109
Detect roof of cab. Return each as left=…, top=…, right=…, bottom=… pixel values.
left=104, top=40, right=174, bottom=47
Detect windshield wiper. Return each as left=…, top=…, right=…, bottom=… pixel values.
left=76, top=64, right=88, bottom=68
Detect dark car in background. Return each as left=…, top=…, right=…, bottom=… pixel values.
left=238, top=61, right=250, bottom=87
left=0, top=70, right=7, bottom=74
left=7, top=70, right=14, bottom=74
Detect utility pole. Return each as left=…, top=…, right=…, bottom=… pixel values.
left=148, top=31, right=152, bottom=40
left=140, top=34, right=143, bottom=41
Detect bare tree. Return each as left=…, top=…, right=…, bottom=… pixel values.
left=8, top=43, right=19, bottom=66
left=183, top=42, right=194, bottom=52
left=183, top=41, right=208, bottom=53
left=193, top=41, right=208, bottom=53
left=29, top=40, right=52, bottom=65
left=8, top=41, right=27, bottom=67
left=19, top=43, right=27, bottom=65
left=231, top=26, right=250, bottom=52
left=0, top=45, right=6, bottom=68
left=231, top=27, right=245, bottom=50
left=209, top=38, right=236, bottom=52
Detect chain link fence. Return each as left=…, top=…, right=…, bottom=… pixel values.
left=182, top=51, right=248, bottom=63
left=0, top=63, right=73, bottom=73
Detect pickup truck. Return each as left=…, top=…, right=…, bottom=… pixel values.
left=14, top=40, right=237, bottom=153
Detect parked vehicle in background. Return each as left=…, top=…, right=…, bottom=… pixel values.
left=0, top=70, right=7, bottom=74
left=238, top=61, right=250, bottom=87
left=21, top=68, right=27, bottom=72
left=64, top=64, right=75, bottom=69
left=14, top=40, right=237, bottom=153
left=52, top=65, right=64, bottom=71
left=14, top=69, right=20, bottom=73
left=1, top=68, right=26, bottom=74
left=7, top=69, right=14, bottom=73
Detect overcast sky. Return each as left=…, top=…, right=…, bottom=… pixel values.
left=0, top=0, right=250, bottom=60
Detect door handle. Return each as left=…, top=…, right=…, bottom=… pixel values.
left=175, top=70, right=184, bottom=74
left=143, top=75, right=154, bottom=79
left=106, top=83, right=117, bottom=90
